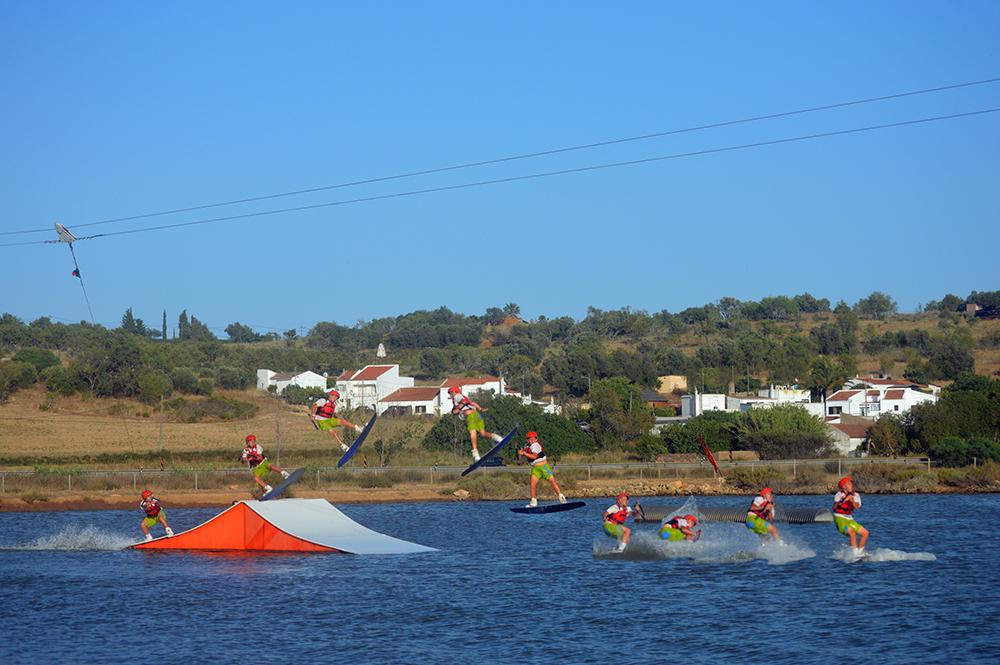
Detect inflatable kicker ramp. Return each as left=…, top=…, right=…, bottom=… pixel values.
left=635, top=504, right=832, bottom=524
left=132, top=499, right=436, bottom=554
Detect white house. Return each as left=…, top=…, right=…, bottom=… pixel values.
left=438, top=376, right=507, bottom=405
left=681, top=390, right=728, bottom=418
left=256, top=369, right=328, bottom=394
left=334, top=364, right=415, bottom=411
left=827, top=421, right=872, bottom=456
left=825, top=386, right=936, bottom=418
left=378, top=386, right=442, bottom=416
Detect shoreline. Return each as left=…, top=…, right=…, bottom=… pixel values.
left=1, top=479, right=996, bottom=512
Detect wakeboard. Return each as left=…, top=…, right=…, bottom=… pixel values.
left=337, top=413, right=378, bottom=469
left=460, top=425, right=518, bottom=477
left=511, top=501, right=586, bottom=514
left=260, top=467, right=305, bottom=501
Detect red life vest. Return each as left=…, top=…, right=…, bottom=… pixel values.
left=606, top=507, right=629, bottom=524
left=316, top=399, right=337, bottom=419
left=244, top=446, right=264, bottom=466
left=665, top=517, right=687, bottom=530
left=451, top=396, right=472, bottom=416
left=141, top=498, right=161, bottom=518
left=525, top=441, right=545, bottom=461
left=834, top=493, right=856, bottom=516
left=748, top=497, right=772, bottom=520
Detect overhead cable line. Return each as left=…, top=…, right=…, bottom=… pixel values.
left=2, top=76, right=998, bottom=237
left=0, top=106, right=997, bottom=248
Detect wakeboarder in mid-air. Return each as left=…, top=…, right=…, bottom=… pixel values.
left=240, top=435, right=289, bottom=495
left=310, top=389, right=363, bottom=452
left=447, top=385, right=502, bottom=463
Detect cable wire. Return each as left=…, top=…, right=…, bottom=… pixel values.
left=1, top=106, right=997, bottom=248
left=2, top=76, right=998, bottom=237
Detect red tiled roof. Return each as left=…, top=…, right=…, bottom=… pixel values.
left=866, top=390, right=880, bottom=397
left=440, top=376, right=499, bottom=387
left=352, top=365, right=395, bottom=381
left=884, top=389, right=906, bottom=400
left=380, top=387, right=440, bottom=402
left=828, top=390, right=860, bottom=402
left=830, top=422, right=872, bottom=439
left=853, top=377, right=919, bottom=387
left=336, top=369, right=355, bottom=381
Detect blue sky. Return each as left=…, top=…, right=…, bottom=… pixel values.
left=1, top=2, right=998, bottom=335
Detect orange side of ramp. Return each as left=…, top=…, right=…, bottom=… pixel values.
left=133, top=502, right=337, bottom=552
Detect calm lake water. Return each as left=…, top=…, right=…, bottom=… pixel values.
left=1, top=494, right=998, bottom=664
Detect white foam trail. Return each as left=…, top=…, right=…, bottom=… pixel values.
left=755, top=537, right=816, bottom=566
left=4, top=525, right=134, bottom=551
left=592, top=529, right=815, bottom=565
left=832, top=545, right=937, bottom=563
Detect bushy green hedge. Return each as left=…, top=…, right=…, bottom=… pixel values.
left=929, top=436, right=1000, bottom=467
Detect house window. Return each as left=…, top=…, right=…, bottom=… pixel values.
left=894, top=405, right=899, bottom=411
left=828, top=406, right=842, bottom=415
left=415, top=405, right=426, bottom=414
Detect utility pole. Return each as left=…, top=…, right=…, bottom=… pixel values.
left=158, top=394, right=164, bottom=453
left=275, top=412, right=281, bottom=465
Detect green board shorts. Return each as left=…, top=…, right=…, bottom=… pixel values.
left=604, top=522, right=624, bottom=539
left=530, top=463, right=554, bottom=480
left=834, top=514, right=863, bottom=536
left=252, top=461, right=270, bottom=478
left=143, top=511, right=164, bottom=528
left=316, top=417, right=341, bottom=431
left=658, top=526, right=686, bottom=542
left=465, top=410, right=485, bottom=432
left=746, top=514, right=770, bottom=535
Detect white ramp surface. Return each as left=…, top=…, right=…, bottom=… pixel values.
left=246, top=499, right=436, bottom=554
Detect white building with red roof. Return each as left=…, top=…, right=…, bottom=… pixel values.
left=334, top=364, right=415, bottom=411
left=378, top=386, right=442, bottom=416
left=825, top=384, right=936, bottom=418
left=438, top=375, right=508, bottom=405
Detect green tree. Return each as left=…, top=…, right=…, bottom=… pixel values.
left=0, top=360, right=37, bottom=401
left=854, top=291, right=898, bottom=320
left=867, top=413, right=906, bottom=456
left=225, top=322, right=261, bottom=343
left=419, top=348, right=448, bottom=378
left=120, top=308, right=148, bottom=336
left=587, top=377, right=654, bottom=446
left=137, top=369, right=173, bottom=404
left=12, top=347, right=60, bottom=372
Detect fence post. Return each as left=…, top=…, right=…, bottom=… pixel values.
left=2, top=473, right=4, bottom=495
left=194, top=471, right=198, bottom=491
left=133, top=473, right=137, bottom=490
left=430, top=468, right=434, bottom=484
left=838, top=459, right=842, bottom=476
left=793, top=459, right=797, bottom=479
left=68, top=475, right=72, bottom=491
left=317, top=469, right=321, bottom=486
left=588, top=465, right=592, bottom=481
left=927, top=458, right=931, bottom=472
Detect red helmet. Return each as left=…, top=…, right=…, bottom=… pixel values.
left=760, top=487, right=773, bottom=495
left=328, top=389, right=340, bottom=399
left=141, top=489, right=152, bottom=499
left=616, top=491, right=629, bottom=501
left=838, top=477, right=852, bottom=490
left=448, top=385, right=461, bottom=394
left=245, top=434, right=256, bottom=443
left=526, top=431, right=538, bottom=440
left=685, top=514, right=698, bottom=525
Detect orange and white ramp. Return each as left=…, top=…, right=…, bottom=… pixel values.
left=132, top=499, right=435, bottom=554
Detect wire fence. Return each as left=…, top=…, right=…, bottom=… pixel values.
left=0, top=457, right=931, bottom=495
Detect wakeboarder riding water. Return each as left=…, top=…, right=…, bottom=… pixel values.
left=833, top=477, right=869, bottom=556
